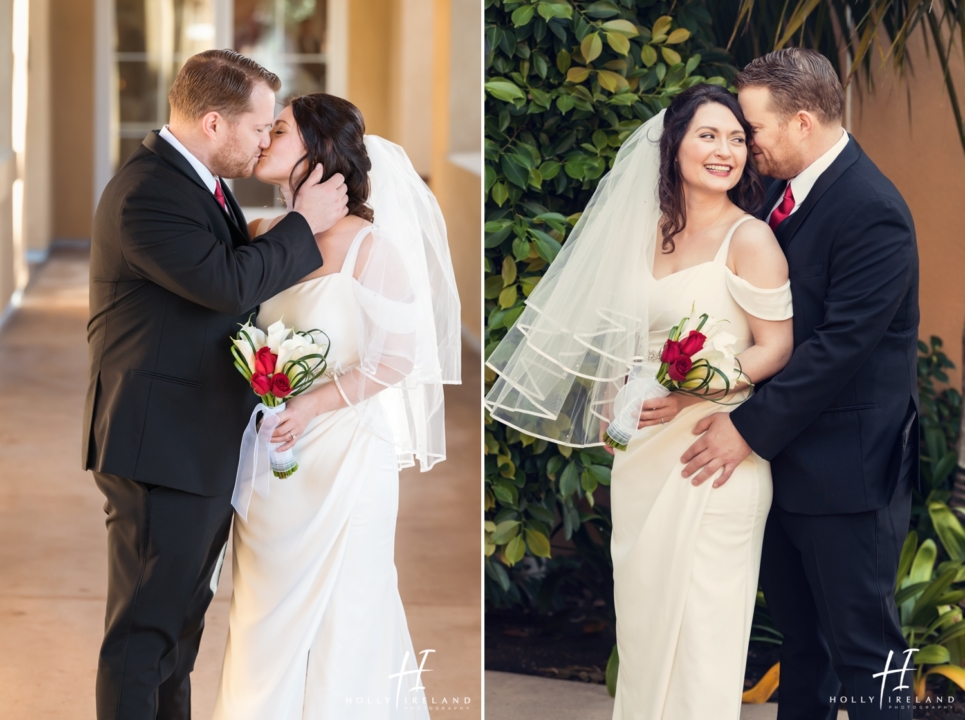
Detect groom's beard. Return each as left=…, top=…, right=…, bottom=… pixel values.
left=755, top=151, right=805, bottom=181
left=752, top=131, right=807, bottom=180
left=210, top=135, right=260, bottom=179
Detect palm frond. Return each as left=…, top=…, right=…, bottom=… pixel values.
left=711, top=0, right=965, bottom=154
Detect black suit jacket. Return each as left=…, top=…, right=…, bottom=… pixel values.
left=730, top=137, right=920, bottom=515
left=83, top=130, right=323, bottom=496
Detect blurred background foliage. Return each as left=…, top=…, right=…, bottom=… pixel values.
left=484, top=0, right=965, bottom=694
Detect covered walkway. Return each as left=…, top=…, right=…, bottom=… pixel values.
left=0, top=246, right=481, bottom=718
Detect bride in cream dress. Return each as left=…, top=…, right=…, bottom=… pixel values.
left=214, top=95, right=460, bottom=719
left=486, top=84, right=794, bottom=720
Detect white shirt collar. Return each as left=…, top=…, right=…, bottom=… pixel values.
left=158, top=125, right=219, bottom=193
left=770, top=128, right=850, bottom=218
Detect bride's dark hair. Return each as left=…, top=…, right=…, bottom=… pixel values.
left=658, top=84, right=764, bottom=252
left=288, top=93, right=374, bottom=222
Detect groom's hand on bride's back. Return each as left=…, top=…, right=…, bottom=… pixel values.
left=291, top=164, right=349, bottom=234
left=680, top=413, right=752, bottom=489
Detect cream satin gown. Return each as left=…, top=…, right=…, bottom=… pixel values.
left=213, top=226, right=431, bottom=719
left=610, top=215, right=792, bottom=720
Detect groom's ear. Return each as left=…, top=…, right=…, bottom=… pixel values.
left=200, top=111, right=226, bottom=141
left=791, top=110, right=817, bottom=138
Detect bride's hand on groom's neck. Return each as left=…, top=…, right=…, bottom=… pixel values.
left=290, top=164, right=350, bottom=235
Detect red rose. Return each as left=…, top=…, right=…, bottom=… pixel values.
left=678, top=330, right=706, bottom=357
left=661, top=340, right=682, bottom=364
left=270, top=373, right=292, bottom=399
left=254, top=346, right=277, bottom=375
left=667, top=356, right=693, bottom=383
left=251, top=372, right=271, bottom=396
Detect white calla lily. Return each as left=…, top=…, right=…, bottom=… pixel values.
left=232, top=337, right=255, bottom=371
left=238, top=321, right=266, bottom=350
left=277, top=334, right=313, bottom=372
left=265, top=319, right=291, bottom=354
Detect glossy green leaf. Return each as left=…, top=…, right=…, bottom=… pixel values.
left=929, top=501, right=965, bottom=562
left=501, top=154, right=529, bottom=188
left=490, top=520, right=521, bottom=545
left=585, top=1, right=620, bottom=18
left=606, top=644, right=619, bottom=697
left=567, top=66, right=590, bottom=83
left=661, top=47, right=682, bottom=66
left=606, top=32, right=630, bottom=55
left=485, top=80, right=526, bottom=102
left=651, top=15, right=672, bottom=38
left=484, top=274, right=505, bottom=299
left=498, top=284, right=519, bottom=309
left=504, top=534, right=526, bottom=565
left=581, top=32, right=603, bottom=63
left=525, top=528, right=552, bottom=557
left=601, top=19, right=639, bottom=36
left=559, top=461, right=580, bottom=496
left=511, top=4, right=535, bottom=27
left=530, top=229, right=562, bottom=262
left=556, top=49, right=572, bottom=73
left=501, top=255, right=518, bottom=286
left=915, top=644, right=951, bottom=665
left=640, top=45, right=657, bottom=67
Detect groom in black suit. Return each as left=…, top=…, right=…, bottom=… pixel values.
left=681, top=49, right=919, bottom=719
left=84, top=50, right=348, bottom=719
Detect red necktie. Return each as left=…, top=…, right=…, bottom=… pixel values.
left=214, top=179, right=228, bottom=212
left=768, top=183, right=795, bottom=232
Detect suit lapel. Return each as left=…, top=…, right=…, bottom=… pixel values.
left=776, top=137, right=861, bottom=250
left=142, top=130, right=249, bottom=245
left=142, top=130, right=211, bottom=194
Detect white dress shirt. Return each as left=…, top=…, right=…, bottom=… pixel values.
left=767, top=128, right=850, bottom=222
left=158, top=125, right=220, bottom=193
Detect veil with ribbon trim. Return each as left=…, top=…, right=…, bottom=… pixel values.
left=485, top=111, right=666, bottom=447
left=332, top=135, right=462, bottom=470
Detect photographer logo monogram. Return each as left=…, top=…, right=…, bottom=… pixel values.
left=343, top=650, right=473, bottom=710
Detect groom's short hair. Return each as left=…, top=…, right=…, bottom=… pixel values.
left=168, top=49, right=281, bottom=121
left=735, top=48, right=844, bottom=125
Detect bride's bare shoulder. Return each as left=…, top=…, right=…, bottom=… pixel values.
left=728, top=217, right=788, bottom=286
left=731, top=217, right=777, bottom=246
left=312, top=216, right=373, bottom=275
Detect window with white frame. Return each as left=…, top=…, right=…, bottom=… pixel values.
left=99, top=0, right=333, bottom=213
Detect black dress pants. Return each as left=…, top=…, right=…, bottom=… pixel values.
left=761, top=442, right=916, bottom=720
left=94, top=472, right=233, bottom=720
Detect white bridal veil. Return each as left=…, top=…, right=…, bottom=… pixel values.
left=333, top=135, right=462, bottom=470
left=485, top=110, right=667, bottom=447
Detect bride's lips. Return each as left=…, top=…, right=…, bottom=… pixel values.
left=704, top=163, right=733, bottom=177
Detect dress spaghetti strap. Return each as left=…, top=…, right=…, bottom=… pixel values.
left=713, top=214, right=755, bottom=264
left=339, top=226, right=375, bottom=276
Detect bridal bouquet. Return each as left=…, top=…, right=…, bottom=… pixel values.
left=604, top=308, right=745, bottom=451
left=231, top=319, right=331, bottom=477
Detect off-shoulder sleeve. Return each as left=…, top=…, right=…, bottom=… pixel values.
left=332, top=228, right=447, bottom=471
left=724, top=267, right=793, bottom=321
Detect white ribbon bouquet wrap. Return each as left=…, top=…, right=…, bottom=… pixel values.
left=605, top=362, right=671, bottom=448
left=230, top=319, right=331, bottom=519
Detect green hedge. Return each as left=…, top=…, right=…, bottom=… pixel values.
left=483, top=0, right=738, bottom=603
